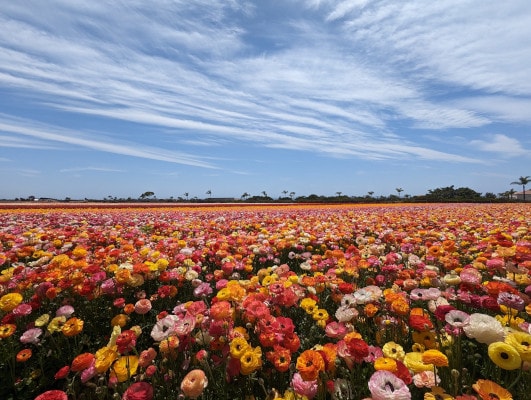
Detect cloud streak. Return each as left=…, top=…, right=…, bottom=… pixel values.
left=0, top=1, right=529, bottom=198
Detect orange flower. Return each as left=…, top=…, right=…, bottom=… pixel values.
left=296, top=349, right=325, bottom=381
left=16, top=348, right=32, bottom=362
left=364, top=303, right=379, bottom=317
left=266, top=346, right=291, bottom=372
left=422, top=349, right=449, bottom=367
left=390, top=298, right=410, bottom=316
left=473, top=379, right=513, bottom=400
left=62, top=317, right=84, bottom=337
left=111, top=314, right=129, bottom=327
left=374, top=357, right=398, bottom=372
left=0, top=323, right=16, bottom=339
left=71, top=352, right=95, bottom=372
left=123, top=303, right=135, bottom=315
left=210, top=300, right=232, bottom=320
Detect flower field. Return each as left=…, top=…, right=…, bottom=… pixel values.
left=0, top=203, right=530, bottom=400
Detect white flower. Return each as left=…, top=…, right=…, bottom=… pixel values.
left=463, top=313, right=506, bottom=344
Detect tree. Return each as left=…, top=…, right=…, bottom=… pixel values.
left=241, top=192, right=250, bottom=201
left=367, top=191, right=374, bottom=198
left=336, top=191, right=342, bottom=197
left=261, top=191, right=268, bottom=198
left=282, top=190, right=288, bottom=198
left=395, top=188, right=404, bottom=198
left=206, top=190, right=212, bottom=198
left=511, top=176, right=530, bottom=201
left=183, top=192, right=189, bottom=201
left=139, top=191, right=155, bottom=200
left=289, top=192, right=296, bottom=200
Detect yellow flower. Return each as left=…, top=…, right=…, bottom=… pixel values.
left=0, top=292, right=23, bottom=312
left=300, top=298, right=317, bottom=314
left=230, top=337, right=251, bottom=359
left=34, top=314, right=50, bottom=327
left=403, top=352, right=433, bottom=373
left=312, top=308, right=329, bottom=322
left=488, top=342, right=522, bottom=370
left=240, top=346, right=263, bottom=375
left=424, top=386, right=454, bottom=400
left=382, top=341, right=405, bottom=361
left=47, top=316, right=67, bottom=334
left=374, top=357, right=398, bottom=372
left=111, top=355, right=139, bottom=382
left=504, top=331, right=531, bottom=362
left=95, top=346, right=118, bottom=373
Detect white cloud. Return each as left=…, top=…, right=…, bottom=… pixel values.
left=470, top=134, right=528, bottom=157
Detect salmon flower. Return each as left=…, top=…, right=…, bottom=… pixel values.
left=180, top=369, right=208, bottom=399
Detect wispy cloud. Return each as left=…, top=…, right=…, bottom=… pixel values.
left=470, top=134, right=528, bottom=157
left=0, top=1, right=529, bottom=198
left=59, top=167, right=125, bottom=173
left=0, top=115, right=217, bottom=168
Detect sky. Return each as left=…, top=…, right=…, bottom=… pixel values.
left=1, top=0, right=530, bottom=200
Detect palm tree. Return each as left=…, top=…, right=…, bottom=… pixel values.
left=183, top=192, right=189, bottom=201
left=336, top=191, right=342, bottom=197
left=261, top=191, right=268, bottom=198
left=282, top=190, right=288, bottom=198
left=511, top=176, right=530, bottom=201
left=206, top=190, right=212, bottom=198
left=241, top=192, right=250, bottom=201
left=396, top=188, right=404, bottom=198
left=289, top=192, right=296, bottom=200
left=367, top=191, right=374, bottom=198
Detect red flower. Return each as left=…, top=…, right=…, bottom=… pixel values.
left=122, top=381, right=154, bottom=400
left=116, top=330, right=137, bottom=354
left=34, top=390, right=68, bottom=400
left=409, top=314, right=433, bottom=331
left=346, top=338, right=369, bottom=361
left=54, top=366, right=70, bottom=380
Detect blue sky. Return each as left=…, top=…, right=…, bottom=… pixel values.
left=1, top=1, right=530, bottom=200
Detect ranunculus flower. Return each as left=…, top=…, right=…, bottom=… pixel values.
left=291, top=372, right=318, bottom=399
left=20, top=327, right=42, bottom=344
left=0, top=292, right=23, bottom=312
left=296, top=350, right=325, bottom=381
left=122, top=381, right=154, bottom=400
left=34, top=390, right=68, bottom=400
left=134, top=299, right=152, bottom=315
left=368, top=370, right=411, bottom=400
left=180, top=369, right=208, bottom=399
left=71, top=352, right=95, bottom=372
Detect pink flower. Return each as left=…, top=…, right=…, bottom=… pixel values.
left=134, top=299, right=152, bottom=315
left=325, top=321, right=347, bottom=339
left=55, top=305, right=75, bottom=317
left=291, top=372, right=318, bottom=399
left=413, top=371, right=440, bottom=388
left=20, top=327, right=42, bottom=344
left=368, top=370, right=411, bottom=400
left=12, top=303, right=32, bottom=317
